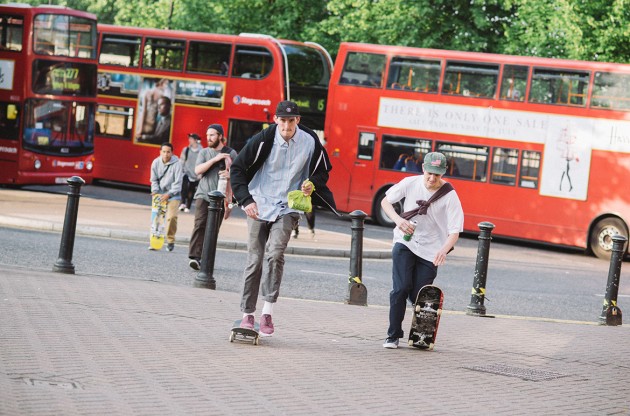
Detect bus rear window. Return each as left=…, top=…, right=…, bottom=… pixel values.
left=143, top=38, right=184, bottom=71
left=33, top=14, right=96, bottom=59
left=284, top=43, right=330, bottom=88
left=187, top=41, right=231, bottom=75
left=232, top=45, right=273, bottom=79
left=436, top=142, right=488, bottom=181
left=339, top=52, right=385, bottom=87
left=387, top=57, right=440, bottom=92
left=443, top=61, right=499, bottom=98
left=592, top=72, right=630, bottom=111
left=0, top=15, right=23, bottom=52
left=99, top=34, right=141, bottom=67
left=529, top=68, right=589, bottom=106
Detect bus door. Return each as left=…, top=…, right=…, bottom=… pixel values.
left=348, top=128, right=378, bottom=210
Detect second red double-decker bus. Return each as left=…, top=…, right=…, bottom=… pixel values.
left=94, top=24, right=332, bottom=186
left=0, top=4, right=98, bottom=185
left=325, top=42, right=630, bottom=258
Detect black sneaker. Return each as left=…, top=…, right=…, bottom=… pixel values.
left=166, top=243, right=175, bottom=252
left=189, top=258, right=200, bottom=270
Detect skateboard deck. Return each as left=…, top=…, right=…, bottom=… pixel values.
left=150, top=195, right=167, bottom=250
left=408, top=285, right=443, bottom=350
left=229, top=319, right=260, bottom=345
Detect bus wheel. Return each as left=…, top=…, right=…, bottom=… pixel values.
left=589, top=217, right=628, bottom=260
left=373, top=192, right=403, bottom=228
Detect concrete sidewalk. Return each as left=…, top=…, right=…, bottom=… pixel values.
left=0, top=189, right=393, bottom=259
left=1, top=264, right=629, bottom=415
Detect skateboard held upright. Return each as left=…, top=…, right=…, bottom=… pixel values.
left=408, top=285, right=443, bottom=350
left=150, top=195, right=167, bottom=250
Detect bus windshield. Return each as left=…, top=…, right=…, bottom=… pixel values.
left=283, top=43, right=330, bottom=88
left=23, top=99, right=94, bottom=155
left=33, top=14, right=96, bottom=59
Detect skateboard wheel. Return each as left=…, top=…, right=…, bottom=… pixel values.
left=229, top=331, right=235, bottom=342
left=437, top=309, right=442, bottom=316
left=428, top=343, right=434, bottom=350
left=254, top=337, right=259, bottom=346
left=408, top=340, right=414, bottom=346
left=415, top=305, right=421, bottom=312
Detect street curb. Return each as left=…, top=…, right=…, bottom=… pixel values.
left=0, top=216, right=392, bottom=259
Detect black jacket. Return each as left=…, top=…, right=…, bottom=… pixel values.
left=231, top=124, right=337, bottom=213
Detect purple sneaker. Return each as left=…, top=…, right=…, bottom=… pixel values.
left=260, top=314, right=274, bottom=336
left=240, top=315, right=255, bottom=330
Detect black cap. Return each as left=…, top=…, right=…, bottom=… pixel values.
left=207, top=124, right=224, bottom=136
left=275, top=100, right=300, bottom=117
left=188, top=133, right=201, bottom=141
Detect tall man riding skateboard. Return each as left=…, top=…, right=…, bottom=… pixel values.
left=379, top=152, right=464, bottom=349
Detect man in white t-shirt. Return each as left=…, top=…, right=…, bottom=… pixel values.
left=380, top=152, right=464, bottom=349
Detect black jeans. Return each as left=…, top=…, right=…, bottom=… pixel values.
left=387, top=243, right=437, bottom=339
left=181, top=176, right=198, bottom=209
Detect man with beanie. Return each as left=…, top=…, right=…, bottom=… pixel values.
left=230, top=100, right=336, bottom=336
left=380, top=151, right=464, bottom=349
left=187, top=124, right=237, bottom=270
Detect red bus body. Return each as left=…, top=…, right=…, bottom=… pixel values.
left=325, top=42, right=630, bottom=258
left=0, top=4, right=97, bottom=185
left=94, top=24, right=332, bottom=186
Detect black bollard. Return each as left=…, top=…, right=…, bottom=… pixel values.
left=52, top=176, right=85, bottom=274
left=466, top=221, right=495, bottom=316
left=346, top=210, right=368, bottom=306
left=194, top=191, right=224, bottom=290
left=598, top=234, right=626, bottom=326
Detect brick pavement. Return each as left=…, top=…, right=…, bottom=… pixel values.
left=1, top=265, right=629, bottom=415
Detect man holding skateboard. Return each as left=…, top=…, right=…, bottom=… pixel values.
left=149, top=142, right=183, bottom=252
left=380, top=152, right=464, bottom=349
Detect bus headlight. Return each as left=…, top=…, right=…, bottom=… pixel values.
left=34, top=159, right=41, bottom=170
left=86, top=161, right=93, bottom=170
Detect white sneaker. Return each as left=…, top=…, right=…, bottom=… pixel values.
left=178, top=204, right=186, bottom=211
left=383, top=338, right=399, bottom=349
left=184, top=208, right=190, bottom=213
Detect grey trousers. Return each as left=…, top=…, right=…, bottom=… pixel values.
left=240, top=213, right=299, bottom=313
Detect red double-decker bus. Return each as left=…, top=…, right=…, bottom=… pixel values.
left=325, top=42, right=630, bottom=258
left=94, top=24, right=332, bottom=185
left=0, top=4, right=97, bottom=185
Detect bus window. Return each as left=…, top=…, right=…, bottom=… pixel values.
left=228, top=119, right=265, bottom=152
left=591, top=72, right=630, bottom=111
left=529, top=68, right=589, bottom=106
left=380, top=135, right=431, bottom=171
left=143, top=37, right=184, bottom=71
left=436, top=142, right=488, bottom=181
left=32, top=60, right=97, bottom=96
left=519, top=150, right=541, bottom=189
left=96, top=105, right=134, bottom=139
left=0, top=15, right=23, bottom=51
left=0, top=102, right=20, bottom=140
left=99, top=34, right=141, bottom=67
left=500, top=65, right=528, bottom=101
left=339, top=52, right=385, bottom=87
left=284, top=43, right=330, bottom=87
left=33, top=14, right=96, bottom=58
left=232, top=45, right=272, bottom=79
left=387, top=57, right=440, bottom=92
left=357, top=131, right=376, bottom=160
left=443, top=61, right=499, bottom=98
left=186, top=41, right=231, bottom=75
left=491, top=147, right=518, bottom=185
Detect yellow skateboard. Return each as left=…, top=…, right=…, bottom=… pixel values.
left=150, top=195, right=167, bottom=250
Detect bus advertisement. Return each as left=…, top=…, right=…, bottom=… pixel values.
left=325, top=42, right=630, bottom=258
left=94, top=24, right=332, bottom=186
left=0, top=4, right=98, bottom=185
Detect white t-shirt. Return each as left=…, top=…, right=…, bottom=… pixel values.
left=385, top=175, right=464, bottom=262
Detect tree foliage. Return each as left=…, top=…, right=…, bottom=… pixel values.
left=8, top=0, right=629, bottom=63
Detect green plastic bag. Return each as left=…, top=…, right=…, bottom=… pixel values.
left=288, top=180, right=314, bottom=212
left=287, top=190, right=312, bottom=213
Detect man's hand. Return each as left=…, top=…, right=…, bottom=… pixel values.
left=244, top=202, right=259, bottom=220
left=301, top=180, right=314, bottom=197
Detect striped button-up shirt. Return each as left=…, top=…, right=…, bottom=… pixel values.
left=248, top=126, right=315, bottom=221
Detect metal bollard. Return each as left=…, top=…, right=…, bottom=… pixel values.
left=598, top=234, right=626, bottom=326
left=194, top=191, right=224, bottom=290
left=53, top=176, right=85, bottom=274
left=346, top=210, right=368, bottom=306
left=466, top=221, right=495, bottom=316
